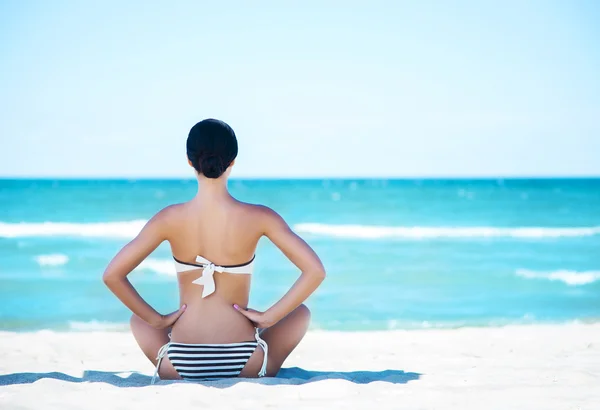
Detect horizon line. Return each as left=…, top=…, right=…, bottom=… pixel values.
left=1, top=175, right=600, bottom=181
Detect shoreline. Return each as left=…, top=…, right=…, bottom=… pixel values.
left=1, top=322, right=598, bottom=409
left=3, top=318, right=600, bottom=333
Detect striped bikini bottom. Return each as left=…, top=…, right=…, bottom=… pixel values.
left=151, top=328, right=268, bottom=384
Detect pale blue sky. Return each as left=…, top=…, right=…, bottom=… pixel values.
left=1, top=0, right=599, bottom=178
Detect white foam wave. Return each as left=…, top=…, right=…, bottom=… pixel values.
left=3, top=220, right=600, bottom=240
left=516, top=269, right=600, bottom=286
left=0, top=220, right=146, bottom=238
left=137, top=258, right=176, bottom=276
left=35, top=253, right=69, bottom=266
left=68, top=321, right=129, bottom=331
left=294, top=223, right=600, bottom=239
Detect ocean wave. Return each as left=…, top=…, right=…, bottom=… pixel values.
left=294, top=223, right=600, bottom=239
left=0, top=220, right=146, bottom=238
left=35, top=253, right=69, bottom=267
left=516, top=269, right=600, bottom=286
left=137, top=258, right=176, bottom=276
left=68, top=321, right=129, bottom=331
left=2, top=220, right=600, bottom=240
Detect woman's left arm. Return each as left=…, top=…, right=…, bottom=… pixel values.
left=102, top=207, right=185, bottom=329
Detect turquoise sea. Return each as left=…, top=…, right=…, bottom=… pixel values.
left=0, top=178, right=599, bottom=331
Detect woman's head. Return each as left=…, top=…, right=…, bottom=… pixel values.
left=186, top=119, right=238, bottom=179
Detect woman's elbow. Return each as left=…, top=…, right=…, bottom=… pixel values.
left=312, top=266, right=326, bottom=282
left=102, top=270, right=118, bottom=287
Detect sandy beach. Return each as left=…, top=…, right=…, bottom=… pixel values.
left=0, top=323, right=598, bottom=409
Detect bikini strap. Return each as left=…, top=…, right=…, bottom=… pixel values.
left=151, top=333, right=172, bottom=385
left=254, top=328, right=269, bottom=377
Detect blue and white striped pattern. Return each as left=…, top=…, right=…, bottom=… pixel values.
left=167, top=341, right=259, bottom=380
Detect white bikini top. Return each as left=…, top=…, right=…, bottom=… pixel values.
left=173, top=255, right=255, bottom=298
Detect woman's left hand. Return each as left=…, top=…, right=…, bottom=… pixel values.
left=233, top=305, right=276, bottom=329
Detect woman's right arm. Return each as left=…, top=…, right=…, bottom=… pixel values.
left=235, top=206, right=325, bottom=327
left=102, top=208, right=186, bottom=329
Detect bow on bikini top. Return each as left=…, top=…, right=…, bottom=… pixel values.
left=173, top=255, right=255, bottom=298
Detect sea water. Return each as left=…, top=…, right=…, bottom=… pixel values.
left=0, top=178, right=598, bottom=331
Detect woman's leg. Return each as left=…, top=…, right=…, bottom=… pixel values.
left=240, top=304, right=311, bottom=377
left=133, top=306, right=310, bottom=380
left=129, top=314, right=181, bottom=380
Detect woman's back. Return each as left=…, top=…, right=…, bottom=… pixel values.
left=165, top=197, right=266, bottom=343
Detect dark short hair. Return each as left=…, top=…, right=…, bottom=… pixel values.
left=186, top=119, right=238, bottom=178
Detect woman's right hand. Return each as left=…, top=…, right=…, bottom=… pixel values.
left=152, top=304, right=187, bottom=329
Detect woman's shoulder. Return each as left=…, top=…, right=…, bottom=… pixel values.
left=147, top=203, right=187, bottom=228
left=234, top=201, right=289, bottom=232
left=235, top=201, right=281, bottom=219
left=155, top=202, right=186, bottom=217
left=152, top=201, right=288, bottom=236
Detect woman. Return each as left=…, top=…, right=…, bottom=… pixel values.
left=103, top=119, right=326, bottom=383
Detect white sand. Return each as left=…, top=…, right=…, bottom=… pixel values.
left=1, top=323, right=598, bottom=409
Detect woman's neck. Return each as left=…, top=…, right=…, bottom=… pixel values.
left=193, top=176, right=232, bottom=204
